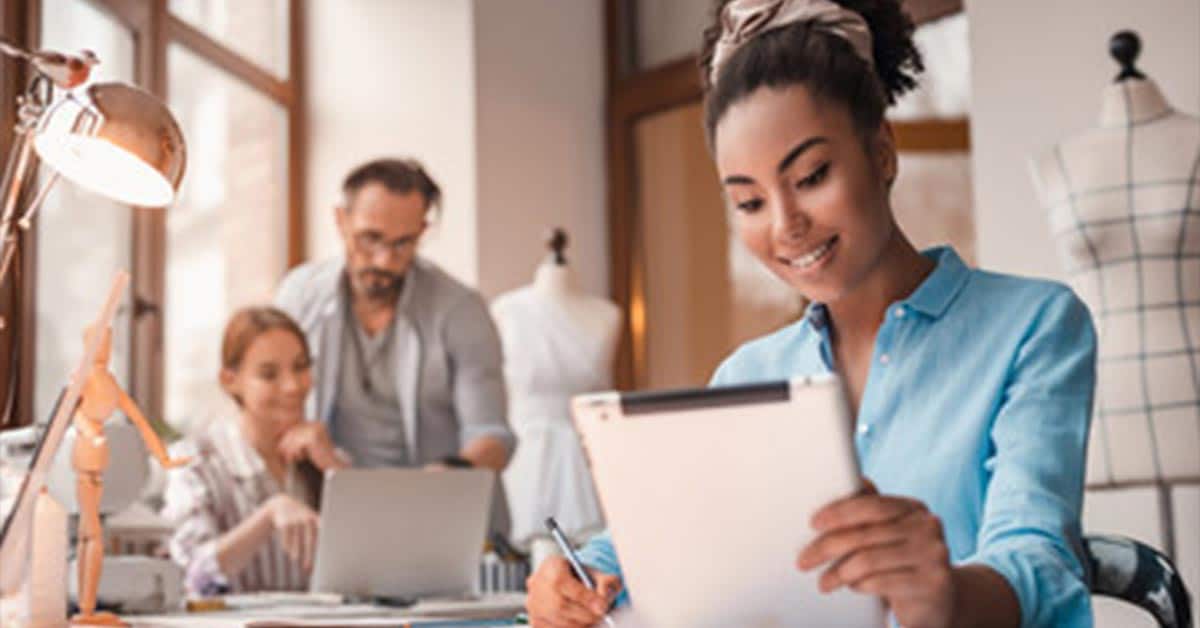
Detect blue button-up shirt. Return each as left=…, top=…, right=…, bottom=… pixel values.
left=579, top=247, right=1095, bottom=627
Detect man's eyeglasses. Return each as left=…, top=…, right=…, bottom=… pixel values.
left=352, top=231, right=420, bottom=256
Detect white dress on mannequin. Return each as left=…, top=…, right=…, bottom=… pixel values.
left=1031, top=77, right=1200, bottom=485
left=492, top=259, right=621, bottom=547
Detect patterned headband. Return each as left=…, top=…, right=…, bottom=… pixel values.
left=710, top=0, right=875, bottom=86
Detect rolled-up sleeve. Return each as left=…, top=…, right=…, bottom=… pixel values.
left=160, top=453, right=230, bottom=596
left=965, top=289, right=1095, bottom=627
left=579, top=530, right=630, bottom=607
left=444, top=294, right=516, bottom=458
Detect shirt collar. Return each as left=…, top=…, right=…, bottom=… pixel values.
left=803, top=246, right=970, bottom=328
left=900, top=246, right=971, bottom=319
left=804, top=300, right=830, bottom=330
left=211, top=419, right=268, bottom=480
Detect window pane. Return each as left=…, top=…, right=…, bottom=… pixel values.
left=634, top=0, right=710, bottom=70
left=169, top=0, right=290, bottom=79
left=34, top=0, right=136, bottom=424
left=166, top=44, right=289, bottom=433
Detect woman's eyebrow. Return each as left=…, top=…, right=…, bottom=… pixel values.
left=777, top=137, right=828, bottom=173
left=721, top=136, right=830, bottom=185
left=722, top=175, right=756, bottom=186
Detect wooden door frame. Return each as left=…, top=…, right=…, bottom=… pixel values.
left=0, top=0, right=35, bottom=429
left=605, top=0, right=970, bottom=389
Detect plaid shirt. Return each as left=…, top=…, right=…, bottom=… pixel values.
left=160, top=420, right=315, bottom=595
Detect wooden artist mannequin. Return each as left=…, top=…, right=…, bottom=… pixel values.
left=71, top=325, right=187, bottom=626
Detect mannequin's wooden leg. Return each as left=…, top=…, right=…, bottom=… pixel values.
left=70, top=473, right=124, bottom=627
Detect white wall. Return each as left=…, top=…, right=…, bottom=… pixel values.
left=305, top=0, right=478, bottom=285
left=472, top=0, right=608, bottom=299
left=967, top=0, right=1200, bottom=279
left=305, top=1, right=608, bottom=300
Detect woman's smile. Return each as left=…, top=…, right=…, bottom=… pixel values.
left=777, top=234, right=839, bottom=274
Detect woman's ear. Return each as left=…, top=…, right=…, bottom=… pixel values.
left=219, top=368, right=242, bottom=405
left=875, top=121, right=899, bottom=188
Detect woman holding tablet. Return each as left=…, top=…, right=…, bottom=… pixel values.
left=526, top=1, right=1094, bottom=626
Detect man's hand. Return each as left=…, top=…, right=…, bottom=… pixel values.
left=797, top=482, right=955, bottom=628
left=278, top=422, right=346, bottom=471
left=525, top=556, right=621, bottom=628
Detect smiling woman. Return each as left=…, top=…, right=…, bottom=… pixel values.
left=160, top=306, right=347, bottom=595
left=527, top=1, right=1097, bottom=627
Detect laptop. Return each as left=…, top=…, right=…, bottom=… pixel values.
left=572, top=375, right=885, bottom=627
left=310, top=467, right=493, bottom=600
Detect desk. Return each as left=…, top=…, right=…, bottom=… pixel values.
left=124, top=592, right=526, bottom=628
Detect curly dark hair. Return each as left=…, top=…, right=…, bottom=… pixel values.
left=699, top=0, right=924, bottom=146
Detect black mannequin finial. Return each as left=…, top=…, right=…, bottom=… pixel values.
left=1109, top=30, right=1146, bottom=82
left=547, top=228, right=568, bottom=266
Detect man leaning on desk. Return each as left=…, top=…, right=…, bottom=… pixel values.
left=275, top=157, right=516, bottom=533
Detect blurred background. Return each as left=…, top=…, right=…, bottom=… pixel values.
left=0, top=2, right=1197, bottom=625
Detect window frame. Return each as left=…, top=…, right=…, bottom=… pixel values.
left=0, top=0, right=306, bottom=429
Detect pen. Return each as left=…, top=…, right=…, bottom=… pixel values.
left=545, top=517, right=616, bottom=627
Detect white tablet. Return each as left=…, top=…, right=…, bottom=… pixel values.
left=572, top=375, right=884, bottom=628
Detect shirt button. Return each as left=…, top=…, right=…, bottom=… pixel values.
left=879, top=353, right=891, bottom=365
left=894, top=307, right=905, bottom=318
left=858, top=424, right=872, bottom=436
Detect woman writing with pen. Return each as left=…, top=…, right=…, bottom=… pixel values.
left=526, top=1, right=1094, bottom=626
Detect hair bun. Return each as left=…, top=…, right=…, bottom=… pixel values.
left=700, top=0, right=923, bottom=105
left=852, top=0, right=923, bottom=104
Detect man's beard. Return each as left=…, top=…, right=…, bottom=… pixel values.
left=357, top=268, right=405, bottom=301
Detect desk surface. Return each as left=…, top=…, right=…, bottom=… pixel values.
left=123, top=592, right=526, bottom=628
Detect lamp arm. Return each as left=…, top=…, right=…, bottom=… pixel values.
left=0, top=75, right=55, bottom=310
left=0, top=38, right=33, bottom=62
left=0, top=122, right=38, bottom=302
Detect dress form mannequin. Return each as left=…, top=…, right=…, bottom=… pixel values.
left=71, top=326, right=186, bottom=625
left=1031, top=32, right=1200, bottom=486
left=492, top=229, right=620, bottom=547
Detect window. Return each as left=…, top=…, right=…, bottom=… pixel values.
left=0, top=1, right=305, bottom=432
left=32, top=0, right=137, bottom=427
left=165, top=43, right=290, bottom=432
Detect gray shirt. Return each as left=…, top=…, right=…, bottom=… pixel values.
left=274, top=256, right=515, bottom=534
left=332, top=293, right=410, bottom=467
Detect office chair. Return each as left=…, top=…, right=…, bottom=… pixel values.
left=1084, top=534, right=1193, bottom=628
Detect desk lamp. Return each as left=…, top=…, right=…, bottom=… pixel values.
left=0, top=38, right=186, bottom=327
left=0, top=39, right=186, bottom=627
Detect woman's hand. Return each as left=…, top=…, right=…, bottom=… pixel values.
left=277, top=421, right=346, bottom=471
left=266, top=494, right=320, bottom=572
left=797, top=482, right=955, bottom=628
left=159, top=455, right=191, bottom=469
left=526, top=556, right=622, bottom=628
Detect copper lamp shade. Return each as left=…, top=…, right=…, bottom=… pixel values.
left=32, top=82, right=186, bottom=207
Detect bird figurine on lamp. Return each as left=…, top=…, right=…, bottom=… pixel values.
left=70, top=324, right=189, bottom=626
left=30, top=49, right=98, bottom=90
left=0, top=38, right=98, bottom=89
